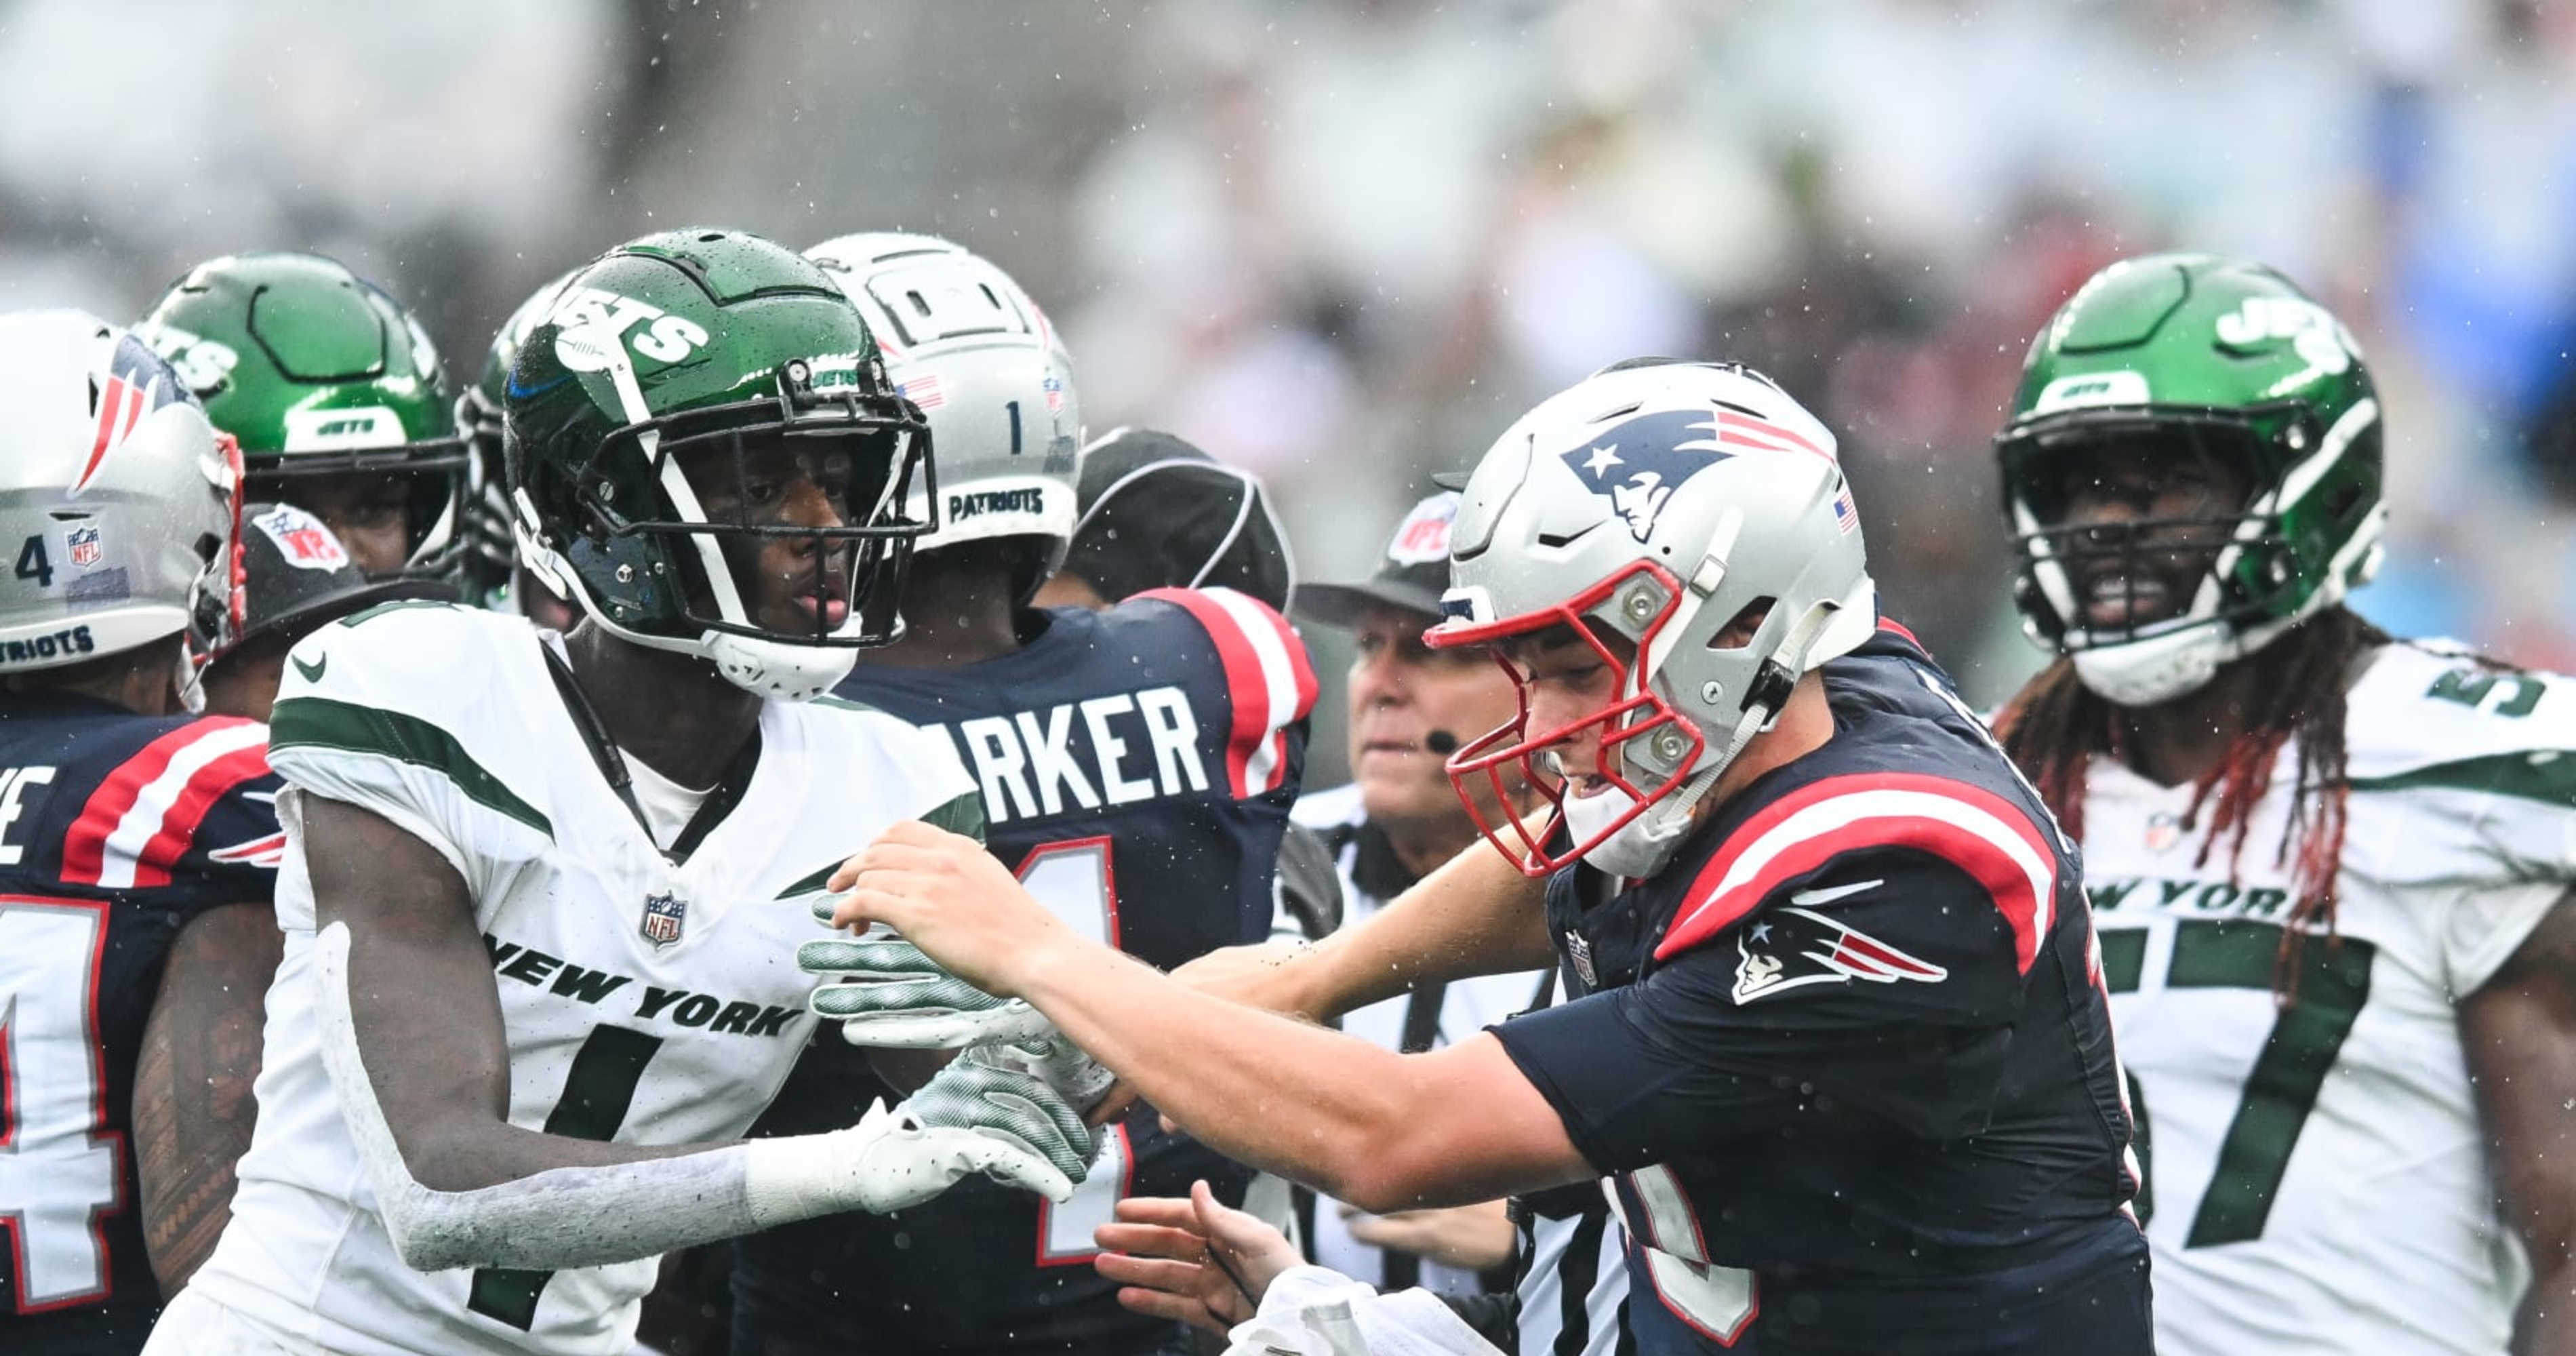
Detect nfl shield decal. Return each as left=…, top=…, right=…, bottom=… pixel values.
left=1565, top=930, right=1598, bottom=989
left=65, top=524, right=101, bottom=567
left=641, top=891, right=687, bottom=947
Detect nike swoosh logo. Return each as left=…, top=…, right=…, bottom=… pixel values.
left=293, top=653, right=327, bottom=683
left=1788, top=879, right=1883, bottom=909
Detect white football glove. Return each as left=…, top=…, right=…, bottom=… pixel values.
left=750, top=1045, right=1102, bottom=1220
left=802, top=911, right=1061, bottom=1050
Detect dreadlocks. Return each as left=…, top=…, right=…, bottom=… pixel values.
left=1994, top=606, right=2392, bottom=999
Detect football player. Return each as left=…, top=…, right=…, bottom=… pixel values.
left=1039, top=425, right=1342, bottom=944
left=725, top=234, right=1316, bottom=1356
left=137, top=253, right=472, bottom=591
left=144, top=231, right=1098, bottom=1356
left=0, top=311, right=284, bottom=1352
left=1987, top=254, right=2576, bottom=1354
left=816, top=359, right=2154, bottom=1355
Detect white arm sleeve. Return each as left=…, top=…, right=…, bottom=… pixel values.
left=310, top=919, right=770, bottom=1271
left=310, top=922, right=1073, bottom=1271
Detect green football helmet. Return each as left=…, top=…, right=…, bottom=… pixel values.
left=136, top=253, right=470, bottom=593
left=1994, top=253, right=2386, bottom=704
left=504, top=228, right=933, bottom=701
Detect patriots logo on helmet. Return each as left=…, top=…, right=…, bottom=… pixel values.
left=1557, top=410, right=1737, bottom=543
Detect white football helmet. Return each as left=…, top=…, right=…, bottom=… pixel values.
left=806, top=233, right=1080, bottom=602
left=0, top=311, right=241, bottom=675
left=1428, top=359, right=1878, bottom=877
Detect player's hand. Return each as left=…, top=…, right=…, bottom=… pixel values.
left=825, top=820, right=1081, bottom=997
left=1342, top=1199, right=1517, bottom=1273
left=802, top=926, right=1060, bottom=1050
left=843, top=1045, right=1102, bottom=1212
left=1095, top=1179, right=1302, bottom=1335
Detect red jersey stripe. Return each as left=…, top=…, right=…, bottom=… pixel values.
left=127, top=742, right=274, bottom=888
left=60, top=718, right=262, bottom=885
left=1657, top=772, right=2055, bottom=972
left=1135, top=587, right=1314, bottom=798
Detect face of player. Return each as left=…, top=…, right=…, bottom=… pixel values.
left=2028, top=437, right=2255, bottom=632
left=275, top=471, right=412, bottom=576
left=1346, top=601, right=1522, bottom=833
left=678, top=433, right=859, bottom=637
left=1500, top=620, right=1632, bottom=799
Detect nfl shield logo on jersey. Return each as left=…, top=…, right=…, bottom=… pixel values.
left=66, top=524, right=101, bottom=567
left=640, top=891, right=687, bottom=947
left=1564, top=930, right=1598, bottom=988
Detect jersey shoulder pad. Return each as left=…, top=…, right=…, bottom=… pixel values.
left=55, top=712, right=281, bottom=891
left=1129, top=586, right=1318, bottom=799
left=266, top=602, right=555, bottom=852
left=2345, top=641, right=2576, bottom=803
left=1657, top=770, right=2061, bottom=974
left=1290, top=781, right=1367, bottom=833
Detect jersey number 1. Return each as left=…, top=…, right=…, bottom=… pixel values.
left=1017, top=837, right=1131, bottom=1265
left=0, top=897, right=123, bottom=1314
left=466, top=1026, right=664, bottom=1330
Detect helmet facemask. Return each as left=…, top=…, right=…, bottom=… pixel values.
left=1992, top=253, right=2390, bottom=706
left=514, top=358, right=934, bottom=700
left=2000, top=397, right=2384, bottom=705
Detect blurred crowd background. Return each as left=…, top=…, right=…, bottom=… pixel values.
left=7, top=0, right=2572, bottom=778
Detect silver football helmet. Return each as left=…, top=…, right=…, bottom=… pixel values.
left=807, top=233, right=1080, bottom=602
left=1428, top=359, right=1878, bottom=877
left=0, top=311, right=240, bottom=676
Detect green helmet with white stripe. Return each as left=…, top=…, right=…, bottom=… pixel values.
left=1995, top=253, right=2386, bottom=704
left=503, top=228, right=933, bottom=701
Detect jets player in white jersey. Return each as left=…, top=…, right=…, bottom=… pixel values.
left=1988, top=254, right=2576, bottom=1355
left=146, top=229, right=1100, bottom=1356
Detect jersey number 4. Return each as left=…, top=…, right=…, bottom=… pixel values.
left=0, top=897, right=124, bottom=1314
left=2100, top=917, right=2376, bottom=1247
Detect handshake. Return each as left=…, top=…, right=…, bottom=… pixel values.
left=793, top=901, right=1117, bottom=1210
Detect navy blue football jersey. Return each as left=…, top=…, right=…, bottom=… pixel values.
left=0, top=692, right=282, bottom=1355
left=731, top=589, right=1315, bottom=1356
left=1491, top=628, right=2149, bottom=1355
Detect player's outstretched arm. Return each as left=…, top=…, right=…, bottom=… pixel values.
left=2463, top=887, right=2576, bottom=1356
left=301, top=795, right=1097, bottom=1273
left=134, top=900, right=284, bottom=1294
left=1173, top=831, right=1556, bottom=1024
left=824, top=820, right=1590, bottom=1212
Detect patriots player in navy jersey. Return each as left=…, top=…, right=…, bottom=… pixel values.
left=727, top=235, right=1315, bottom=1356
left=0, top=312, right=284, bottom=1354
left=816, top=359, right=2150, bottom=1355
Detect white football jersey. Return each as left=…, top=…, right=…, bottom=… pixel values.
left=2080, top=641, right=2575, bottom=1355
left=183, top=603, right=975, bottom=1356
